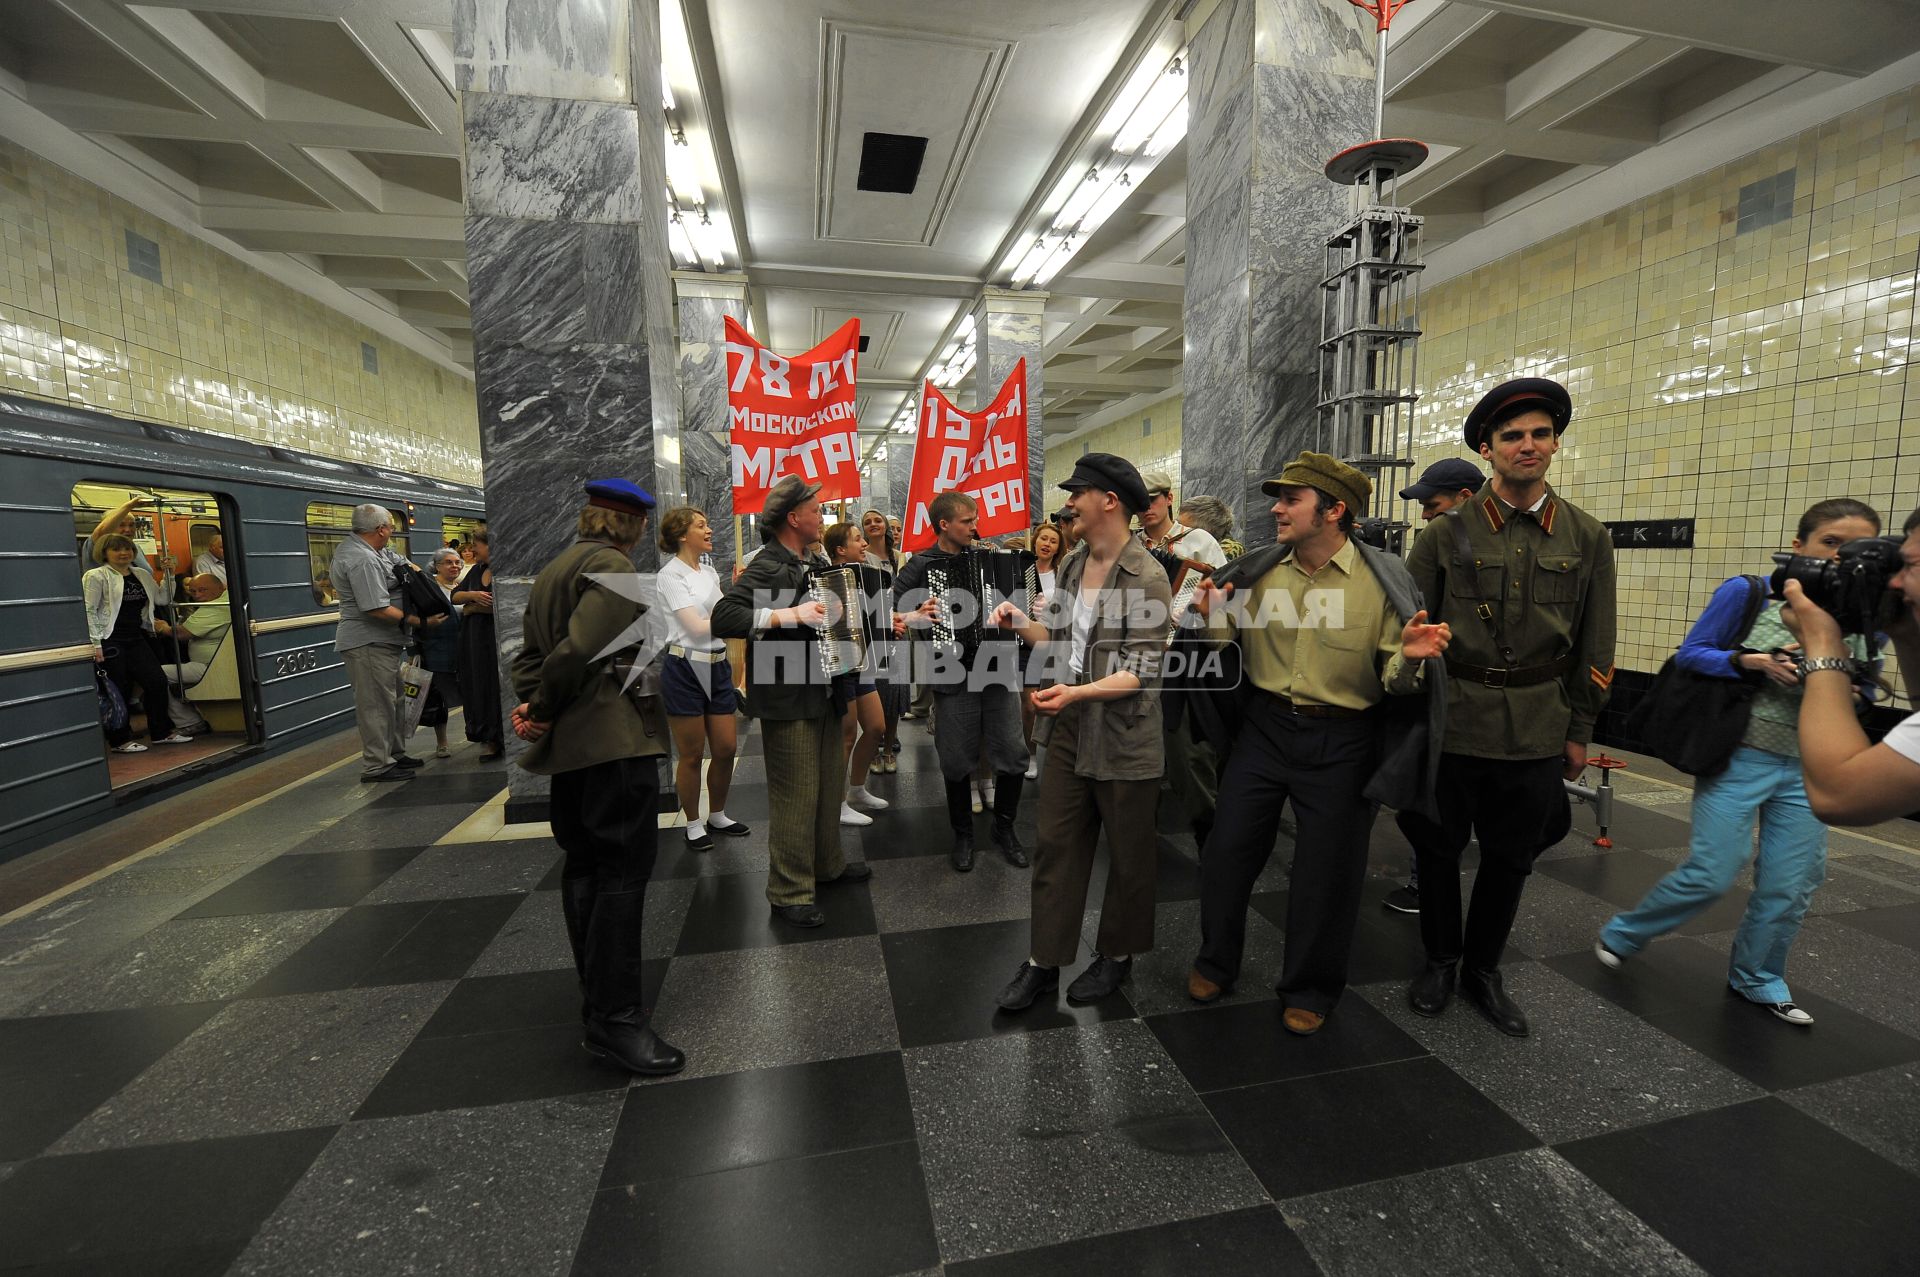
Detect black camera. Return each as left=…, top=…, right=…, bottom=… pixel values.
left=1769, top=535, right=1904, bottom=636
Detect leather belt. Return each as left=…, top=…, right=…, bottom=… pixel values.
left=667, top=643, right=727, bottom=663
left=1261, top=692, right=1371, bottom=720
left=1444, top=652, right=1575, bottom=689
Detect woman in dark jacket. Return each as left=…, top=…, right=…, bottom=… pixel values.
left=417, top=548, right=464, bottom=757
left=452, top=528, right=503, bottom=758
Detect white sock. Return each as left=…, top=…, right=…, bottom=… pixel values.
left=850, top=785, right=871, bottom=802
left=709, top=810, right=735, bottom=829
left=687, top=818, right=707, bottom=839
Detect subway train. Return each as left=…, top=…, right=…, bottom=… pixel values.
left=0, top=392, right=486, bottom=861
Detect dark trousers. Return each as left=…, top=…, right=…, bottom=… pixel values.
left=1196, top=693, right=1379, bottom=1013
left=1399, top=752, right=1567, bottom=972
left=551, top=755, right=661, bottom=1020
left=1029, top=700, right=1160, bottom=966
left=101, top=639, right=175, bottom=745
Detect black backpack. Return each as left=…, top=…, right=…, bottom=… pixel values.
left=1624, top=576, right=1767, bottom=777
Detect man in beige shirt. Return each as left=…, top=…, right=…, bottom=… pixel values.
left=1189, top=453, right=1450, bottom=1035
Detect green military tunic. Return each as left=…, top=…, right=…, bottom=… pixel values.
left=1404, top=483, right=1616, bottom=761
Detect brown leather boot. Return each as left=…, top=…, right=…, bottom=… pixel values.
left=1187, top=967, right=1228, bottom=1004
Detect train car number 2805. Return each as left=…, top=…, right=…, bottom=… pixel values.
left=271, top=646, right=326, bottom=678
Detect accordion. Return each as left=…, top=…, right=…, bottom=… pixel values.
left=808, top=564, right=868, bottom=678
left=927, top=548, right=1032, bottom=658
left=1166, top=557, right=1215, bottom=645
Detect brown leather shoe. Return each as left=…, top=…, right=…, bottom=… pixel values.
left=1187, top=968, right=1228, bottom=1003
left=1282, top=1007, right=1325, bottom=1036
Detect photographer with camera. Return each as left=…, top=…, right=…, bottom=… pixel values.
left=1781, top=508, right=1920, bottom=826
left=1597, top=500, right=1886, bottom=1026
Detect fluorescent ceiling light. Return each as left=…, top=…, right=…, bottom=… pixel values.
left=1113, top=52, right=1186, bottom=155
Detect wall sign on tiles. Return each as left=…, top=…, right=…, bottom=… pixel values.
left=902, top=362, right=1031, bottom=552
left=1604, top=519, right=1695, bottom=549
left=725, top=316, right=862, bottom=507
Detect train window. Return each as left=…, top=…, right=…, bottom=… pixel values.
left=306, top=501, right=410, bottom=607
left=70, top=482, right=244, bottom=787
left=441, top=514, right=486, bottom=559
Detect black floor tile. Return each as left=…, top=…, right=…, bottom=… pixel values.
left=0, top=1127, right=333, bottom=1268
left=1543, top=936, right=1740, bottom=1020
left=1639, top=987, right=1920, bottom=1091
left=946, top=1205, right=1316, bottom=1277
left=1536, top=849, right=1753, bottom=935
left=0, top=1003, right=222, bottom=1159
left=573, top=1139, right=939, bottom=1277
left=1559, top=1097, right=1920, bottom=1275
left=599, top=1051, right=914, bottom=1188
left=418, top=963, right=667, bottom=1039
left=289, top=806, right=474, bottom=853
left=709, top=782, right=768, bottom=823
left=881, top=919, right=1136, bottom=1050
left=1831, top=900, right=1920, bottom=952
left=1147, top=997, right=1428, bottom=1094
left=1205, top=1055, right=1539, bottom=1198
left=366, top=769, right=506, bottom=808
left=242, top=895, right=520, bottom=995
left=1251, top=888, right=1431, bottom=987
left=860, top=804, right=968, bottom=860
left=3, top=1240, right=250, bottom=1275
left=351, top=1021, right=625, bottom=1120
left=674, top=871, right=877, bottom=955
left=175, top=845, right=426, bottom=918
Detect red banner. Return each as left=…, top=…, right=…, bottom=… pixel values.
left=727, top=315, right=862, bottom=509
left=902, top=361, right=1031, bottom=552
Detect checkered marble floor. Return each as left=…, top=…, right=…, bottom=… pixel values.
left=3, top=720, right=1920, bottom=1276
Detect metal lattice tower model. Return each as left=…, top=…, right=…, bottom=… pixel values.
left=1317, top=0, right=1426, bottom=553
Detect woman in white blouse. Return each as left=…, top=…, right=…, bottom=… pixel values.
left=657, top=508, right=748, bottom=853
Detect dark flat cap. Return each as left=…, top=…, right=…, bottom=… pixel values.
left=1398, top=457, right=1485, bottom=502
left=584, top=477, right=655, bottom=515
left=762, top=474, right=822, bottom=525
left=1464, top=377, right=1571, bottom=450
left=1059, top=452, right=1150, bottom=514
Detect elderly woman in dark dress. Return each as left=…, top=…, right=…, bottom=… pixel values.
left=451, top=528, right=504, bottom=758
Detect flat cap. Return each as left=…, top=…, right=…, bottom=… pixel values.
left=1262, top=451, right=1372, bottom=519
left=1398, top=457, right=1485, bottom=502
left=761, top=474, right=822, bottom=526
left=1464, top=377, right=1571, bottom=451
left=1140, top=470, right=1175, bottom=497
left=1059, top=451, right=1150, bottom=514
left=584, top=477, right=655, bottom=516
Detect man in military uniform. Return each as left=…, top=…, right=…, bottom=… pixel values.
left=1401, top=377, right=1616, bottom=1037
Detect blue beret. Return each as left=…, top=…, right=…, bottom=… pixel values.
left=584, top=478, right=655, bottom=515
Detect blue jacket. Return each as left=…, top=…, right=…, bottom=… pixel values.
left=1674, top=576, right=1766, bottom=681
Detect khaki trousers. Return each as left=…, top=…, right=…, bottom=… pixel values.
left=762, top=712, right=847, bottom=906
left=341, top=643, right=408, bottom=776
left=1029, top=700, right=1160, bottom=967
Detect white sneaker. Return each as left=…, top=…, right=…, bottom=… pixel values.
left=1024, top=755, right=1039, bottom=780
left=970, top=789, right=984, bottom=814
left=113, top=741, right=148, bottom=753
left=1593, top=940, right=1625, bottom=971
left=839, top=803, right=873, bottom=827
left=1766, top=1001, right=1815, bottom=1026
left=983, top=781, right=995, bottom=810
left=156, top=731, right=195, bottom=744
left=849, top=787, right=889, bottom=811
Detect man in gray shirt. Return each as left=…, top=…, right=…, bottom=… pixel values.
left=332, top=503, right=442, bottom=781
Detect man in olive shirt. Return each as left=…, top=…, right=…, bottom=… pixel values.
left=1401, top=377, right=1617, bottom=1037
left=1189, top=454, right=1451, bottom=1035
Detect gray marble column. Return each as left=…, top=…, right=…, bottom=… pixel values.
left=673, top=272, right=749, bottom=567
left=973, top=287, right=1046, bottom=532
left=887, top=432, right=915, bottom=525
left=456, top=0, right=678, bottom=818
left=1180, top=0, right=1374, bottom=550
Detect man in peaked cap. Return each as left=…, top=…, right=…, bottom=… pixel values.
left=1185, top=453, right=1452, bottom=1035
left=510, top=477, right=683, bottom=1075
left=1399, top=376, right=1616, bottom=1038
left=713, top=475, right=871, bottom=929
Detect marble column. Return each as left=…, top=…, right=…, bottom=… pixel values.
left=1179, top=0, right=1374, bottom=550
left=973, top=287, right=1047, bottom=532
left=674, top=272, right=749, bottom=566
left=456, top=0, right=679, bottom=819
left=887, top=432, right=915, bottom=524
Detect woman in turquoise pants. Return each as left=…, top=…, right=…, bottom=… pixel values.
left=1596, top=499, right=1884, bottom=1026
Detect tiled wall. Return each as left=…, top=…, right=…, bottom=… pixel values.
left=1410, top=86, right=1920, bottom=686
left=0, top=140, right=483, bottom=483
left=1042, top=396, right=1184, bottom=513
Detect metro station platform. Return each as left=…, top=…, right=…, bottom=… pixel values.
left=2, top=720, right=1918, bottom=1276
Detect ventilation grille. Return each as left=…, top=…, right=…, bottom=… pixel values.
left=125, top=230, right=161, bottom=284
left=856, top=133, right=928, bottom=194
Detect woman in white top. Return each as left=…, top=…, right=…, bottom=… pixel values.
left=657, top=508, right=748, bottom=853
left=860, top=508, right=908, bottom=773
left=84, top=533, right=193, bottom=752
left=1020, top=522, right=1064, bottom=780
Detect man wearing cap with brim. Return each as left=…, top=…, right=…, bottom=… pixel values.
left=1380, top=457, right=1488, bottom=916
left=509, top=478, right=684, bottom=1076
left=1400, top=377, right=1617, bottom=1037
left=713, top=475, right=872, bottom=929
left=1183, top=453, right=1452, bottom=1035
left=990, top=452, right=1174, bottom=1010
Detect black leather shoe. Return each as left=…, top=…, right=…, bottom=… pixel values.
left=823, top=862, right=872, bottom=885
left=1461, top=966, right=1529, bottom=1037
left=709, top=818, right=751, bottom=838
left=995, top=961, right=1059, bottom=1011
left=771, top=903, right=826, bottom=928
left=992, top=819, right=1029, bottom=869
left=685, top=830, right=714, bottom=853
left=360, top=766, right=414, bottom=783
left=389, top=754, right=425, bottom=769
left=583, top=1012, right=686, bottom=1076
left=1067, top=954, right=1132, bottom=1004
left=1408, top=960, right=1457, bottom=1017
left=950, top=829, right=975, bottom=874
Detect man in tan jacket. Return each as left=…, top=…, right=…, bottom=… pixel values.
left=510, top=478, right=681, bottom=1077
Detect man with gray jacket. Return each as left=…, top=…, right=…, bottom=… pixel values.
left=1187, top=453, right=1450, bottom=1035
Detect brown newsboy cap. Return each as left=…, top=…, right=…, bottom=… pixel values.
left=1261, top=452, right=1372, bottom=519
